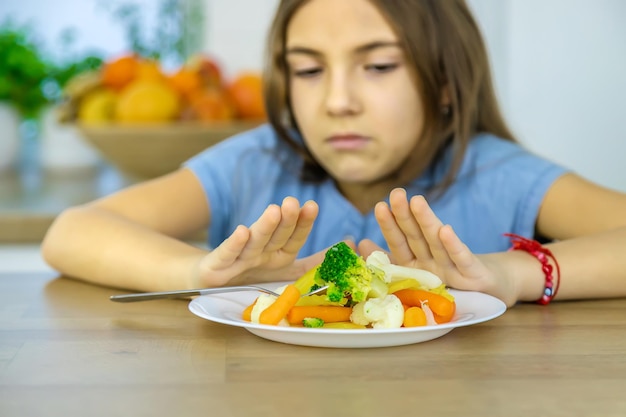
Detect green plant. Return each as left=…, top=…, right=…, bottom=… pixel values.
left=45, top=55, right=104, bottom=102
left=0, top=22, right=49, bottom=119
left=0, top=20, right=103, bottom=120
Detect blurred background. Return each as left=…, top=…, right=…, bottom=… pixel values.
left=0, top=0, right=624, bottom=265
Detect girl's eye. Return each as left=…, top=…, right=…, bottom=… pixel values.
left=365, top=63, right=399, bottom=73
left=292, top=67, right=323, bottom=78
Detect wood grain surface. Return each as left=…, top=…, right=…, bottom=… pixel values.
left=1, top=272, right=625, bottom=417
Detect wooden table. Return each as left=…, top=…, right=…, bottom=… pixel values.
left=1, top=272, right=625, bottom=417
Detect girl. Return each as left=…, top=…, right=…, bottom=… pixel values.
left=42, top=0, right=626, bottom=307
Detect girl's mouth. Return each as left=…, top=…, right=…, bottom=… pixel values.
left=327, top=134, right=370, bottom=150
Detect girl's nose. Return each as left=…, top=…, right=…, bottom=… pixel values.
left=324, top=72, right=361, bottom=116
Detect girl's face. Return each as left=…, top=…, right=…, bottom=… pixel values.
left=286, top=0, right=425, bottom=189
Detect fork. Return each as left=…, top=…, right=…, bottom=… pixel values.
left=109, top=284, right=329, bottom=303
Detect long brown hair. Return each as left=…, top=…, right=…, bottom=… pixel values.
left=263, top=0, right=515, bottom=193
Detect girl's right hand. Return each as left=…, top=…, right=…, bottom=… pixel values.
left=189, top=197, right=326, bottom=289
left=361, top=188, right=521, bottom=306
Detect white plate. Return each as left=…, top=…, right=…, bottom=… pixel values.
left=188, top=282, right=507, bottom=348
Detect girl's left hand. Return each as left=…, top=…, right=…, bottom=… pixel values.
left=359, top=188, right=519, bottom=306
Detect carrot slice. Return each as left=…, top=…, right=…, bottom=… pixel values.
left=259, top=284, right=301, bottom=325
left=286, top=306, right=353, bottom=325
left=394, top=289, right=456, bottom=323
left=403, top=306, right=427, bottom=327
left=242, top=299, right=257, bottom=322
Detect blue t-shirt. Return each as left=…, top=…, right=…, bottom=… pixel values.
left=185, top=124, right=568, bottom=256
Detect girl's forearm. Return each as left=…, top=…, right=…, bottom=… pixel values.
left=42, top=206, right=208, bottom=292
left=545, top=227, right=626, bottom=301
left=485, top=227, right=626, bottom=304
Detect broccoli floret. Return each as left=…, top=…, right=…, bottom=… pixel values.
left=302, top=317, right=324, bottom=328
left=315, top=242, right=387, bottom=304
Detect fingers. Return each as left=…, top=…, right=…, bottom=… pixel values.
left=238, top=203, right=283, bottom=260
left=262, top=197, right=302, bottom=252
left=374, top=194, right=415, bottom=264
left=281, top=199, right=318, bottom=255
left=439, top=224, right=477, bottom=276
left=376, top=188, right=460, bottom=271
left=392, top=190, right=435, bottom=262
left=375, top=188, right=433, bottom=264
left=237, top=197, right=318, bottom=261
left=356, top=239, right=387, bottom=260
left=408, top=195, right=453, bottom=268
left=209, top=225, right=251, bottom=269
left=438, top=224, right=501, bottom=298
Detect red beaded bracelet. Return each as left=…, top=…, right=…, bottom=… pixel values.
left=504, top=233, right=561, bottom=305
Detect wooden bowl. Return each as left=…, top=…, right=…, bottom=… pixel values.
left=78, top=121, right=262, bottom=179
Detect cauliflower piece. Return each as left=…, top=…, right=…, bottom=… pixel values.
left=350, top=294, right=404, bottom=329
left=365, top=251, right=392, bottom=283
left=250, top=285, right=290, bottom=326
left=250, top=293, right=276, bottom=323
left=366, top=250, right=443, bottom=289
left=349, top=302, right=370, bottom=326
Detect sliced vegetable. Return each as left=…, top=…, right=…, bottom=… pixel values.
left=293, top=265, right=319, bottom=295
left=382, top=264, right=443, bottom=288
left=403, top=306, right=427, bottom=327
left=286, top=305, right=353, bottom=325
left=365, top=250, right=443, bottom=289
left=302, top=317, right=324, bottom=328
left=388, top=278, right=423, bottom=294
left=420, top=302, right=437, bottom=326
left=259, top=284, right=300, bottom=325
left=242, top=299, right=257, bottom=321
left=426, top=284, right=456, bottom=303
left=393, top=289, right=456, bottom=323
left=295, top=294, right=344, bottom=307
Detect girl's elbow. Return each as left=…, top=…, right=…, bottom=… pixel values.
left=41, top=207, right=83, bottom=268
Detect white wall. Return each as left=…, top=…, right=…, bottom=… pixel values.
left=468, top=0, right=626, bottom=192
left=506, top=0, right=626, bottom=192
left=201, top=0, right=278, bottom=77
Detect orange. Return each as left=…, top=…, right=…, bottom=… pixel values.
left=228, top=72, right=266, bottom=119
left=101, top=54, right=141, bottom=91
left=169, top=68, right=202, bottom=99
left=186, top=88, right=236, bottom=122
left=114, top=79, right=180, bottom=123
left=135, top=59, right=165, bottom=81
left=186, top=54, right=223, bottom=89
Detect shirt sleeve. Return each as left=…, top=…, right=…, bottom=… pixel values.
left=465, top=135, right=571, bottom=245
left=183, top=124, right=277, bottom=247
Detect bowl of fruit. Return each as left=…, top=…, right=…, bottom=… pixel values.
left=58, top=53, right=266, bottom=179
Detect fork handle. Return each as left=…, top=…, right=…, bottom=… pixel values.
left=109, top=285, right=276, bottom=303
left=110, top=289, right=203, bottom=302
